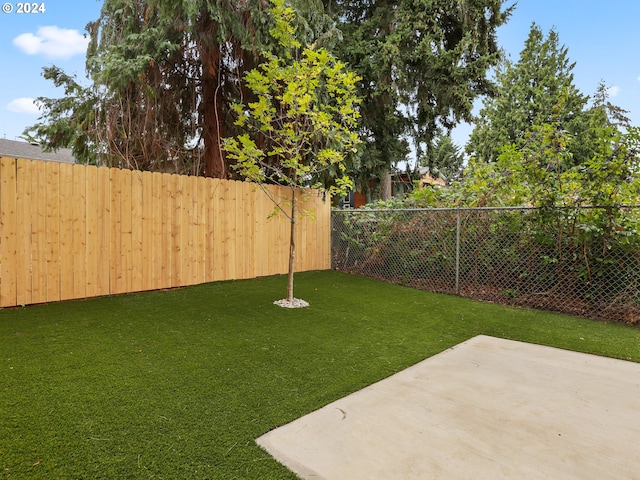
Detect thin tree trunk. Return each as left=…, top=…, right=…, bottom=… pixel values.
left=200, top=32, right=226, bottom=178
left=287, top=186, right=296, bottom=302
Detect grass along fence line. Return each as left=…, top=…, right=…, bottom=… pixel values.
left=0, top=156, right=331, bottom=308
left=1, top=271, right=639, bottom=478
left=332, top=207, right=640, bottom=324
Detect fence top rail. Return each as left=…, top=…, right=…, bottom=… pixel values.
left=333, top=205, right=640, bottom=214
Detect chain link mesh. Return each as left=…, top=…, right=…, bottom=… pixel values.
left=332, top=207, right=640, bottom=324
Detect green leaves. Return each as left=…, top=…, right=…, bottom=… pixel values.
left=224, top=0, right=361, bottom=201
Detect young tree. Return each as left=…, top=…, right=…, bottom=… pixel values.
left=466, top=23, right=590, bottom=165
left=224, top=0, right=361, bottom=306
left=324, top=0, right=512, bottom=198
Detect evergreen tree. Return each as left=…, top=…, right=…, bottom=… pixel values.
left=324, top=0, right=511, bottom=198
left=590, top=80, right=632, bottom=129
left=420, top=134, right=464, bottom=183
left=25, top=0, right=331, bottom=177
left=466, top=23, right=590, bottom=166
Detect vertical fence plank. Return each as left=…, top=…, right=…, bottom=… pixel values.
left=96, top=166, right=111, bottom=296
left=182, top=175, right=196, bottom=286
left=31, top=161, right=48, bottom=304
left=202, top=178, right=215, bottom=283
left=85, top=165, right=98, bottom=298
left=15, top=159, right=33, bottom=306
left=242, top=182, right=255, bottom=279
left=252, top=185, right=269, bottom=278
left=228, top=181, right=239, bottom=280
left=141, top=171, right=154, bottom=291
left=170, top=174, right=182, bottom=287
left=110, top=168, right=123, bottom=294
left=0, top=158, right=17, bottom=306
left=120, top=169, right=133, bottom=294
left=59, top=163, right=75, bottom=300
left=158, top=173, right=171, bottom=289
left=314, top=192, right=329, bottom=270
left=130, top=171, right=143, bottom=293
left=214, top=179, right=228, bottom=281
left=233, top=181, right=245, bottom=279
left=295, top=190, right=309, bottom=272
left=211, top=178, right=223, bottom=281
left=45, top=161, right=61, bottom=302
left=196, top=177, right=208, bottom=284
left=271, top=185, right=289, bottom=275
left=72, top=164, right=87, bottom=299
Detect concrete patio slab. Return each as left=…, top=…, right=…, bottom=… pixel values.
left=257, top=335, right=640, bottom=479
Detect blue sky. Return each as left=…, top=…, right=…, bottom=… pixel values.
left=0, top=1, right=102, bottom=139
left=1, top=1, right=639, bottom=152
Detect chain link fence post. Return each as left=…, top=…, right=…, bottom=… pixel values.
left=455, top=209, right=461, bottom=295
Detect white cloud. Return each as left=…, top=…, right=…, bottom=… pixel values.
left=7, top=98, right=40, bottom=115
left=13, top=26, right=89, bottom=59
left=607, top=86, right=621, bottom=97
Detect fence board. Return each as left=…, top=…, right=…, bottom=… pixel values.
left=158, top=173, right=171, bottom=289
left=196, top=177, right=208, bottom=284
left=183, top=175, right=197, bottom=286
left=31, top=161, right=48, bottom=304
left=85, top=166, right=98, bottom=298
left=253, top=185, right=269, bottom=278
left=1, top=157, right=18, bottom=306
left=45, top=162, right=61, bottom=302
left=72, top=164, right=87, bottom=299
left=96, top=166, right=111, bottom=296
left=15, top=159, right=33, bottom=305
left=59, top=163, right=75, bottom=300
left=0, top=157, right=330, bottom=307
left=130, top=171, right=144, bottom=293
left=141, top=171, right=154, bottom=291
left=120, top=169, right=133, bottom=294
left=110, top=168, right=123, bottom=294
left=211, top=178, right=223, bottom=281
left=203, top=178, right=214, bottom=283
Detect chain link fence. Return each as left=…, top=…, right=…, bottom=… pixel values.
left=332, top=207, right=640, bottom=324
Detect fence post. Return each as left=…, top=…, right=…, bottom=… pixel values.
left=455, top=209, right=461, bottom=295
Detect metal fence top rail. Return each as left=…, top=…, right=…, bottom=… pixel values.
left=333, top=205, right=640, bottom=213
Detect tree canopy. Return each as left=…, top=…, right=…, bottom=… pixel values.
left=324, top=0, right=512, bottom=196
left=26, top=0, right=332, bottom=177
left=466, top=23, right=591, bottom=166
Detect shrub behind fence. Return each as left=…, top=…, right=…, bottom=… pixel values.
left=332, top=207, right=640, bottom=324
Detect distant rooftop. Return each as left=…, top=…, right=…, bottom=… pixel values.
left=0, top=138, right=75, bottom=164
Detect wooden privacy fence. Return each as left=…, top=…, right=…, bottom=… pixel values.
left=0, top=157, right=331, bottom=307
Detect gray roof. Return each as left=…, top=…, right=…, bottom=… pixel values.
left=0, top=138, right=75, bottom=164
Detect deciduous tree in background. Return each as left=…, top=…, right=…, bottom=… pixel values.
left=224, top=0, right=360, bottom=306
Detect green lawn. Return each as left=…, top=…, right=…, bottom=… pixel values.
left=2, top=271, right=639, bottom=479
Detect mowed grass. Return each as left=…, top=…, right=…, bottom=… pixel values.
left=1, top=270, right=639, bottom=479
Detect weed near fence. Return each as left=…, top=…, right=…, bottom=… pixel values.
left=332, top=206, right=640, bottom=323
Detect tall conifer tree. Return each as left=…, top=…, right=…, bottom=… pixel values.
left=324, top=0, right=511, bottom=198
left=466, top=23, right=590, bottom=165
